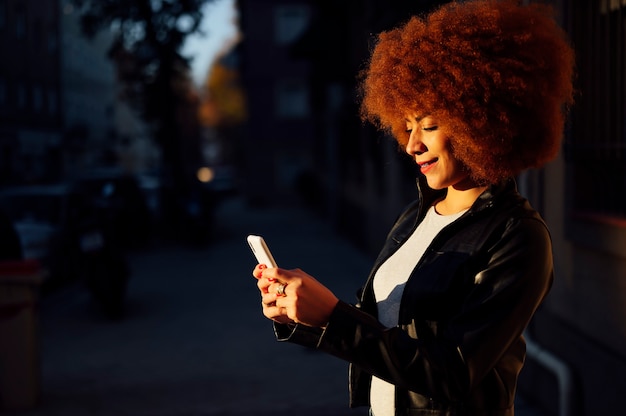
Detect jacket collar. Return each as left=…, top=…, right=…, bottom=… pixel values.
left=415, top=174, right=518, bottom=218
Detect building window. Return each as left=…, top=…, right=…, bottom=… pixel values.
left=32, top=85, right=43, bottom=113
left=566, top=2, right=626, bottom=222
left=0, top=0, right=6, bottom=30
left=0, top=78, right=6, bottom=107
left=275, top=79, right=310, bottom=119
left=47, top=28, right=58, bottom=54
left=17, top=84, right=27, bottom=109
left=15, top=9, right=26, bottom=39
left=48, top=88, right=58, bottom=115
left=33, top=19, right=43, bottom=50
left=274, top=5, right=310, bottom=45
left=63, top=1, right=74, bottom=15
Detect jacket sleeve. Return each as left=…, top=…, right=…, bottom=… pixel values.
left=276, top=216, right=553, bottom=401
left=446, top=216, right=553, bottom=389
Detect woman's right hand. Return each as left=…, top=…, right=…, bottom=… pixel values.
left=253, top=264, right=339, bottom=328
left=253, top=264, right=293, bottom=324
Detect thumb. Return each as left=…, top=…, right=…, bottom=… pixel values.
left=273, top=268, right=309, bottom=284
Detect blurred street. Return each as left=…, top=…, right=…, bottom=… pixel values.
left=1, top=196, right=548, bottom=416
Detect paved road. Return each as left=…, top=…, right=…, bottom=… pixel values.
left=1, top=196, right=548, bottom=416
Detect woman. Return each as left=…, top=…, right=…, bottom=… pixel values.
left=253, top=1, right=575, bottom=415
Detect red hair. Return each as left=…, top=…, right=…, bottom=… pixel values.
left=359, top=0, right=575, bottom=184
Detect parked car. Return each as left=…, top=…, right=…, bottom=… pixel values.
left=72, top=170, right=153, bottom=248
left=0, top=208, right=23, bottom=260
left=0, top=184, right=84, bottom=289
left=0, top=184, right=130, bottom=318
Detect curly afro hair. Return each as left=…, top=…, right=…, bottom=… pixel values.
left=359, top=0, right=576, bottom=184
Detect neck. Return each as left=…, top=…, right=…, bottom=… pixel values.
left=435, top=184, right=487, bottom=215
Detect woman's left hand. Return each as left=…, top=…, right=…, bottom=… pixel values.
left=255, top=265, right=339, bottom=328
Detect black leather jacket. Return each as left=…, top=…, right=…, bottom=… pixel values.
left=275, top=177, right=553, bottom=415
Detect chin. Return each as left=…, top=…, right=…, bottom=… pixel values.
left=426, top=182, right=447, bottom=191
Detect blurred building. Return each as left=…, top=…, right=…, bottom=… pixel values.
left=237, top=0, right=317, bottom=206
left=237, top=0, right=442, bottom=243
left=0, top=0, right=63, bottom=185
left=518, top=2, right=626, bottom=415
left=238, top=0, right=626, bottom=415
left=60, top=0, right=157, bottom=178
left=0, top=0, right=158, bottom=187
left=59, top=0, right=117, bottom=176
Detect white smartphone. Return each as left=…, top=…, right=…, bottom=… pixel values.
left=247, top=235, right=278, bottom=268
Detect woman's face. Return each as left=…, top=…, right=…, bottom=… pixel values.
left=404, top=115, right=472, bottom=190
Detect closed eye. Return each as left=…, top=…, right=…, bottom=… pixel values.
left=423, top=126, right=438, bottom=132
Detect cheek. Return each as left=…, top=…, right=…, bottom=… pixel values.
left=437, top=150, right=464, bottom=177
left=443, top=140, right=463, bottom=168
left=448, top=158, right=462, bottom=178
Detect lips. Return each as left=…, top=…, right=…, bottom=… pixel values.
left=418, top=158, right=438, bottom=174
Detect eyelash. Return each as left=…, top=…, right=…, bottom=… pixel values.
left=405, top=126, right=438, bottom=133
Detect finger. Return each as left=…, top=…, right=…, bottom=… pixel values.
left=260, top=276, right=284, bottom=294
left=273, top=302, right=296, bottom=324
left=261, top=300, right=284, bottom=319
left=270, top=268, right=310, bottom=285
left=260, top=267, right=279, bottom=282
left=273, top=295, right=288, bottom=309
left=257, top=277, right=274, bottom=294
left=252, top=264, right=268, bottom=279
left=261, top=292, right=278, bottom=305
left=257, top=281, right=265, bottom=294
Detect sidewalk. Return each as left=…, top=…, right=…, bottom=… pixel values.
left=0, top=196, right=548, bottom=416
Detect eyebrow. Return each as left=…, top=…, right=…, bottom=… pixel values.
left=404, top=115, right=426, bottom=123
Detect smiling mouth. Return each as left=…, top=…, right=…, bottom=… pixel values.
left=419, top=158, right=438, bottom=172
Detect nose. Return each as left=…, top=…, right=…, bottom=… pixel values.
left=405, top=130, right=426, bottom=156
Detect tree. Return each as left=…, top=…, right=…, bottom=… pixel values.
left=72, top=0, right=213, bottom=226
left=198, top=61, right=246, bottom=128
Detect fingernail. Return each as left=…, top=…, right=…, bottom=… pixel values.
left=259, top=264, right=267, bottom=269
left=267, top=278, right=275, bottom=282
